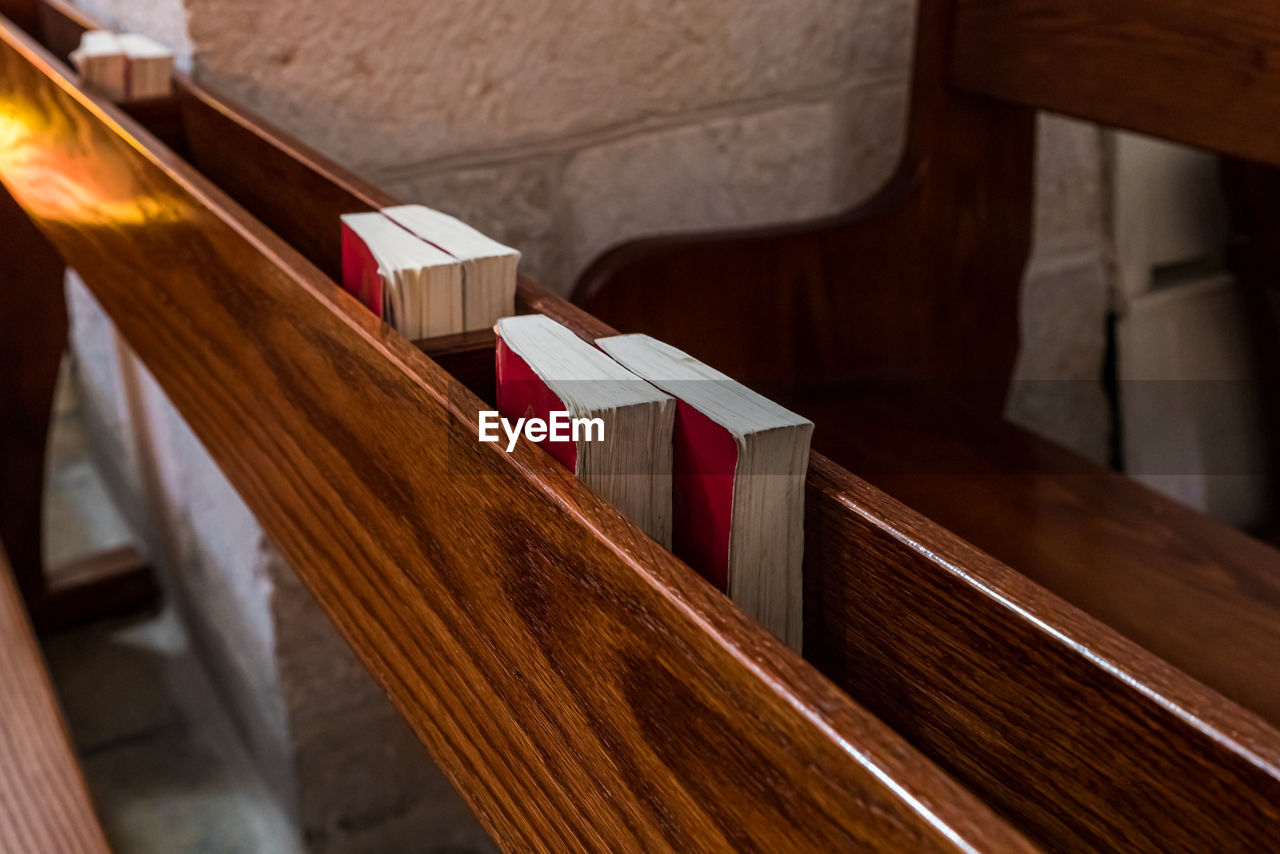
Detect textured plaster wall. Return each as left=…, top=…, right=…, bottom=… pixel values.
left=66, top=0, right=1111, bottom=849
left=177, top=0, right=1109, bottom=459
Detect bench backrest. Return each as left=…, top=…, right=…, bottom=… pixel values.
left=951, top=0, right=1280, bottom=167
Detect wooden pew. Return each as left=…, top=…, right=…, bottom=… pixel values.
left=573, top=0, right=1280, bottom=731
left=4, top=3, right=1280, bottom=850
left=0, top=15, right=1036, bottom=852
left=0, top=545, right=110, bottom=853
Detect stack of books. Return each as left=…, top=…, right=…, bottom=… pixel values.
left=341, top=207, right=810, bottom=647
left=496, top=316, right=813, bottom=650
left=69, top=30, right=174, bottom=101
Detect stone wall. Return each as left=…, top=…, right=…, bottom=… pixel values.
left=79, top=0, right=1111, bottom=452
left=66, top=0, right=1113, bottom=850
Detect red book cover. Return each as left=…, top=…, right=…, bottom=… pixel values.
left=340, top=219, right=384, bottom=318
left=671, top=403, right=738, bottom=592
left=494, top=335, right=578, bottom=471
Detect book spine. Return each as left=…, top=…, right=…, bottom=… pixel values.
left=340, top=222, right=384, bottom=318
left=494, top=336, right=578, bottom=472
left=671, top=401, right=737, bottom=591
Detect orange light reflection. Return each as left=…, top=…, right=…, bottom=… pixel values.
left=0, top=94, right=183, bottom=227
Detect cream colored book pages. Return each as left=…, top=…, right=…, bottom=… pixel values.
left=69, top=31, right=127, bottom=101
left=597, top=333, right=813, bottom=650
left=118, top=34, right=174, bottom=100
left=339, top=213, right=463, bottom=338
left=383, top=205, right=519, bottom=332
left=496, top=316, right=674, bottom=546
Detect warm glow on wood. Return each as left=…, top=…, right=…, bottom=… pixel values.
left=0, top=95, right=181, bottom=227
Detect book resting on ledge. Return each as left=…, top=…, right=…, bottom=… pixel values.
left=599, top=334, right=813, bottom=651
left=69, top=30, right=173, bottom=101
left=493, top=316, right=809, bottom=647
left=495, top=314, right=675, bottom=548
left=341, top=205, right=518, bottom=338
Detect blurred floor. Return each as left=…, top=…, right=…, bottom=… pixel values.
left=43, top=357, right=131, bottom=571
left=41, top=357, right=306, bottom=854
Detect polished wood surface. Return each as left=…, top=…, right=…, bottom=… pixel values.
left=0, top=545, right=110, bottom=854
left=531, top=305, right=1280, bottom=852
left=569, top=0, right=1280, bottom=836
left=573, top=0, right=1034, bottom=412
left=0, top=18, right=1038, bottom=851
left=803, top=455, right=1280, bottom=851
left=951, top=0, right=1280, bottom=168
left=177, top=76, right=386, bottom=282
left=795, top=387, right=1280, bottom=730
left=428, top=283, right=1280, bottom=848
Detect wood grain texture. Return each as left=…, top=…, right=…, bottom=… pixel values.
left=0, top=0, right=159, bottom=630
left=795, top=387, right=1280, bottom=731
left=572, top=0, right=1034, bottom=413
left=802, top=456, right=1280, bottom=851
left=504, top=305, right=1280, bottom=851
left=32, top=0, right=89, bottom=66
left=951, top=0, right=1280, bottom=167
left=176, top=75, right=387, bottom=282
left=559, top=0, right=1280, bottom=841
left=73, top=15, right=1280, bottom=846
left=0, top=18, right=1037, bottom=852
left=0, top=545, right=110, bottom=854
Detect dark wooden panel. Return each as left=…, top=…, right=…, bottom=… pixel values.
left=0, top=183, right=66, bottom=603
left=34, top=545, right=157, bottom=634
left=33, top=0, right=88, bottom=64
left=573, top=0, right=1035, bottom=412
left=951, top=0, right=1280, bottom=167
left=415, top=330, right=498, bottom=404
left=795, top=387, right=1280, bottom=731
left=0, top=19, right=1036, bottom=852
left=803, top=456, right=1280, bottom=851
left=1221, top=158, right=1280, bottom=533
left=0, top=0, right=38, bottom=38
left=176, top=76, right=387, bottom=282
left=0, top=545, right=110, bottom=854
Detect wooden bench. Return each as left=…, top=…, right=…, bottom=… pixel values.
left=2, top=1, right=1280, bottom=849
left=574, top=0, right=1280, bottom=731
left=0, top=544, right=109, bottom=853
